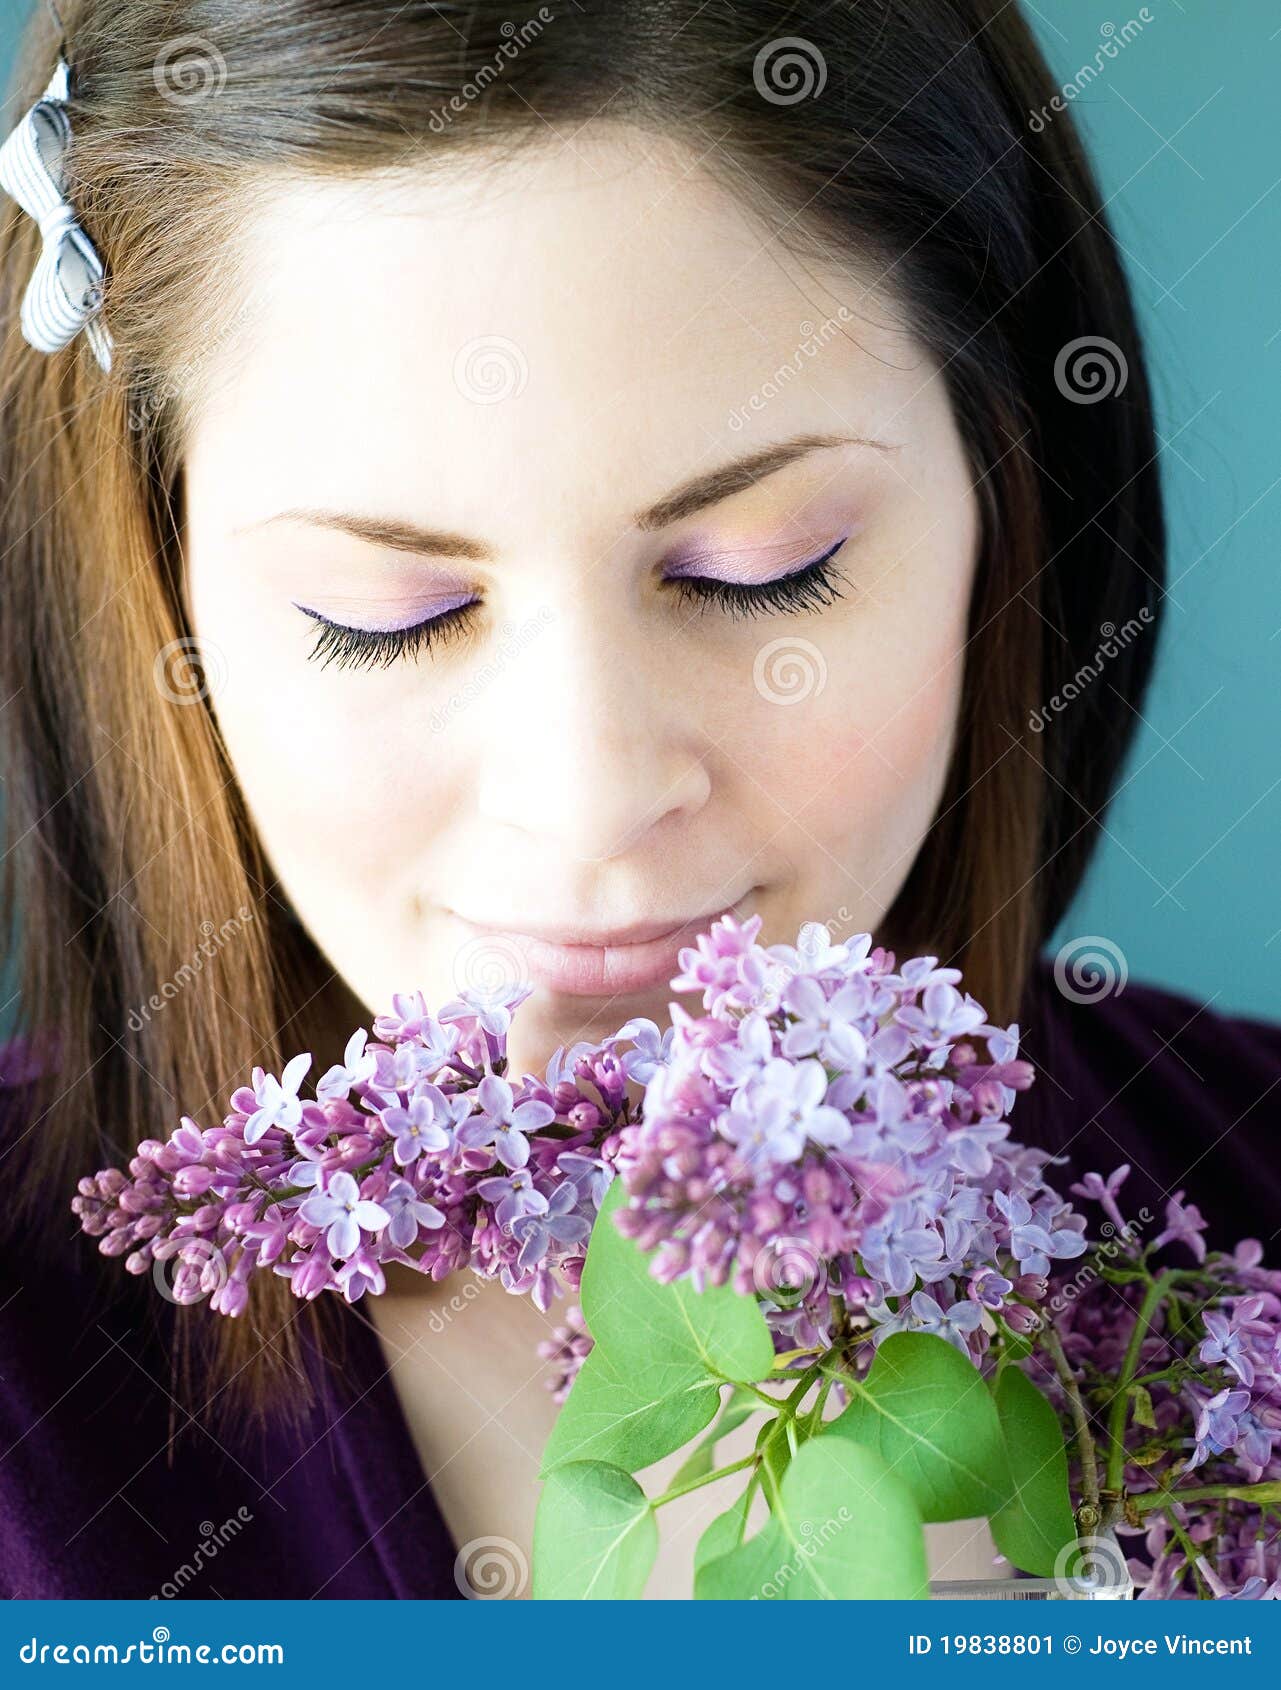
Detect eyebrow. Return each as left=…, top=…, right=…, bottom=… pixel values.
left=634, top=431, right=897, bottom=531
left=234, top=431, right=897, bottom=559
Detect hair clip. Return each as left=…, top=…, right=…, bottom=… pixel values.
left=0, top=57, right=114, bottom=372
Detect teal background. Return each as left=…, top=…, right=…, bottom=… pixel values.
left=2, top=1, right=1278, bottom=1019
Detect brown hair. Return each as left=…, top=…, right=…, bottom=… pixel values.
left=0, top=0, right=1164, bottom=1407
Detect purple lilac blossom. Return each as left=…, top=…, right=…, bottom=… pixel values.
left=610, top=913, right=1090, bottom=1366
left=73, top=978, right=621, bottom=1316
left=72, top=915, right=1281, bottom=1597
left=74, top=915, right=1071, bottom=1361
left=1046, top=1165, right=1281, bottom=1600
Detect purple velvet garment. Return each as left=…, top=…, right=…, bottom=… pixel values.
left=1, top=954, right=1278, bottom=1599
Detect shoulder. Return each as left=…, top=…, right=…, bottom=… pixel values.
left=1014, top=954, right=1281, bottom=1246
left=1018, top=953, right=1281, bottom=1110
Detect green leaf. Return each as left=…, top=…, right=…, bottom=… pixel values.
left=581, top=1182, right=774, bottom=1384
left=693, top=1484, right=755, bottom=1583
left=698, top=1436, right=929, bottom=1599
left=1128, top=1438, right=1169, bottom=1468
left=828, top=1332, right=1008, bottom=1521
left=695, top=1515, right=789, bottom=1600
left=541, top=1186, right=773, bottom=1478
left=1131, top=1383, right=1157, bottom=1432
left=997, top=1317, right=1037, bottom=1361
left=671, top=1385, right=761, bottom=1487
left=988, top=1366, right=1076, bottom=1577
left=778, top=1437, right=931, bottom=1598
left=532, top=1461, right=658, bottom=1599
left=756, top=1411, right=798, bottom=1493
left=540, top=1343, right=720, bottom=1475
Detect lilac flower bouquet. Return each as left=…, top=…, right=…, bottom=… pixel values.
left=1037, top=1169, right=1281, bottom=1600
left=74, top=916, right=1281, bottom=1599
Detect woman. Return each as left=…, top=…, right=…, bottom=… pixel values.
left=0, top=0, right=1277, bottom=1600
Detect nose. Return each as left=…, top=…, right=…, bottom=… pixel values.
left=470, top=602, right=711, bottom=863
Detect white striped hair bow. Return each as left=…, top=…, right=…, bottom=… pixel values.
left=0, top=59, right=113, bottom=372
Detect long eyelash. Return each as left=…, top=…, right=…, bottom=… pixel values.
left=298, top=602, right=476, bottom=671
left=298, top=538, right=849, bottom=668
left=667, top=538, right=850, bottom=622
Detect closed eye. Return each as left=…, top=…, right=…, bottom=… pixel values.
left=296, top=534, right=851, bottom=671
left=664, top=536, right=851, bottom=620
left=296, top=600, right=477, bottom=670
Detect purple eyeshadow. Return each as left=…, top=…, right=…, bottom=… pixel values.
left=663, top=535, right=849, bottom=586
left=293, top=591, right=477, bottom=632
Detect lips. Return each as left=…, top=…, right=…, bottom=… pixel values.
left=448, top=902, right=744, bottom=998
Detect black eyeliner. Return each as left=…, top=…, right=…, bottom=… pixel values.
left=297, top=602, right=476, bottom=671
left=296, top=536, right=852, bottom=671
left=664, top=537, right=851, bottom=621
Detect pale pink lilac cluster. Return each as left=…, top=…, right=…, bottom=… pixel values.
left=72, top=914, right=1086, bottom=1367
left=1047, top=1167, right=1281, bottom=1599
left=612, top=914, right=1089, bottom=1364
left=537, top=1303, right=593, bottom=1404
left=72, top=983, right=640, bottom=1316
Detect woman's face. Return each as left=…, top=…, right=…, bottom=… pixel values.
left=182, top=126, right=980, bottom=1076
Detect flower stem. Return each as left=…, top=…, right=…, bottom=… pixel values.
left=807, top=1377, right=835, bottom=1437
left=651, top=1452, right=758, bottom=1509
left=741, top=1382, right=787, bottom=1410
left=1042, top=1324, right=1102, bottom=1523
left=1105, top=1269, right=1177, bottom=1495
left=1130, top=1481, right=1281, bottom=1515
left=783, top=1359, right=824, bottom=1412
left=1129, top=1365, right=1192, bottom=1390
left=1163, top=1509, right=1211, bottom=1599
left=771, top=1346, right=825, bottom=1369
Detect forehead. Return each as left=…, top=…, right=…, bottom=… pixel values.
left=184, top=124, right=922, bottom=533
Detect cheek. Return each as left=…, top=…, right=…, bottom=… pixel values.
left=200, top=632, right=437, bottom=897
left=722, top=628, right=965, bottom=873
left=788, top=691, right=953, bottom=827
